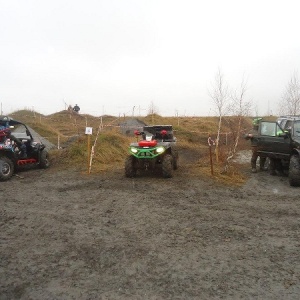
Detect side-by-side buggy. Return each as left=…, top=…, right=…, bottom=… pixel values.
left=0, top=116, right=50, bottom=181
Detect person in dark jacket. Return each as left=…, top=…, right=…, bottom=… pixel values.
left=73, top=104, right=80, bottom=113
left=244, top=118, right=266, bottom=173
left=7, top=131, right=27, bottom=158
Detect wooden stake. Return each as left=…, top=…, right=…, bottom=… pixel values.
left=209, top=145, right=214, bottom=175
left=87, top=134, right=91, bottom=174
left=208, top=135, right=214, bottom=176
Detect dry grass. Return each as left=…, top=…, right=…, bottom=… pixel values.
left=185, top=148, right=249, bottom=186
left=9, top=109, right=267, bottom=185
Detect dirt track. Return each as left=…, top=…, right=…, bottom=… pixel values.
left=1, top=150, right=300, bottom=299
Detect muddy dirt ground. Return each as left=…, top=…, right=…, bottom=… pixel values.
left=1, top=149, right=299, bottom=300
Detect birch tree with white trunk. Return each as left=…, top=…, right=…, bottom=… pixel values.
left=208, top=68, right=230, bottom=162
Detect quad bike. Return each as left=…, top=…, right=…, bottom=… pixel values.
left=125, top=125, right=178, bottom=178
left=0, top=115, right=50, bottom=181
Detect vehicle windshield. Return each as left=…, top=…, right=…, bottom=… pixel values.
left=294, top=121, right=300, bottom=137
left=260, top=121, right=284, bottom=136
left=11, top=124, right=31, bottom=140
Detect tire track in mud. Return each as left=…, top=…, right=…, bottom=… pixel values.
left=1, top=148, right=300, bottom=299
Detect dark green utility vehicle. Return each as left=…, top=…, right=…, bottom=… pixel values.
left=125, top=125, right=178, bottom=178
left=256, top=116, right=300, bottom=186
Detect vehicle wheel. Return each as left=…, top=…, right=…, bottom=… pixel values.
left=0, top=157, right=14, bottom=181
left=125, top=155, right=136, bottom=177
left=39, top=150, right=50, bottom=168
left=173, top=156, right=178, bottom=170
left=172, top=151, right=179, bottom=170
left=162, top=154, right=173, bottom=178
left=289, top=155, right=300, bottom=186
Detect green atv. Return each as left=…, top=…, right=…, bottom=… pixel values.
left=125, top=125, right=178, bottom=178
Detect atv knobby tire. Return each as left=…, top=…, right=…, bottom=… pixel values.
left=173, top=154, right=178, bottom=170
left=162, top=154, right=173, bottom=178
left=0, top=157, right=14, bottom=181
left=289, top=154, right=300, bottom=186
left=39, top=150, right=50, bottom=169
left=125, top=155, right=137, bottom=178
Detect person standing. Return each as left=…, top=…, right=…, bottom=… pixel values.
left=73, top=104, right=80, bottom=113
left=244, top=118, right=266, bottom=173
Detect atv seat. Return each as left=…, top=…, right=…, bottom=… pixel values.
left=138, top=140, right=157, bottom=147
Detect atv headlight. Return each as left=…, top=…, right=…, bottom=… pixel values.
left=156, top=146, right=165, bottom=154
left=130, top=147, right=138, bottom=153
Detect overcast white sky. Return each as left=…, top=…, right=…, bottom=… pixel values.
left=0, top=0, right=299, bottom=117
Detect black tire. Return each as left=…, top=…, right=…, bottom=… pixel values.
left=39, top=150, right=50, bottom=169
left=173, top=156, right=178, bottom=170
left=0, top=157, right=14, bottom=181
left=162, top=154, right=173, bottom=178
left=125, top=156, right=136, bottom=177
left=289, top=155, right=300, bottom=186
left=172, top=151, right=179, bottom=170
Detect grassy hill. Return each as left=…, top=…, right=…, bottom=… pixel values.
left=8, top=109, right=272, bottom=183
left=10, top=109, right=255, bottom=146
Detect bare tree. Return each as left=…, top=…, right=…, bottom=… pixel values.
left=148, top=101, right=159, bottom=124
left=280, top=71, right=300, bottom=116
left=208, top=68, right=230, bottom=162
left=148, top=101, right=159, bottom=115
left=222, top=77, right=252, bottom=173
left=253, top=102, right=259, bottom=117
